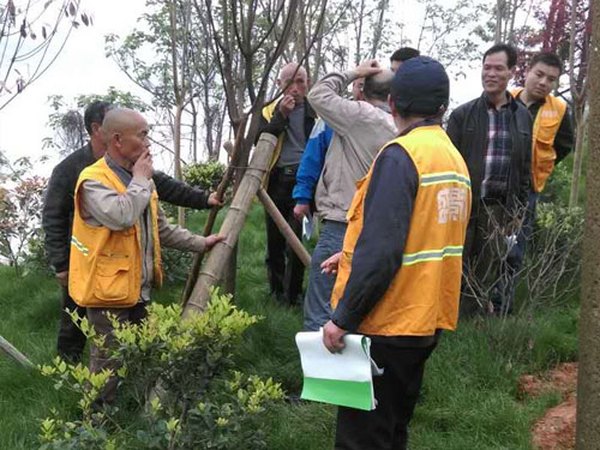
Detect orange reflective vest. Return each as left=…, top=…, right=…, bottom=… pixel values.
left=511, top=88, right=567, bottom=193
left=331, top=125, right=472, bottom=336
left=68, top=157, right=162, bottom=308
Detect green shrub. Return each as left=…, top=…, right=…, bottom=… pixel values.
left=160, top=245, right=193, bottom=284
left=518, top=202, right=583, bottom=309
left=184, top=161, right=226, bottom=191
left=22, top=231, right=53, bottom=277
left=38, top=289, right=284, bottom=450
left=540, top=162, right=572, bottom=206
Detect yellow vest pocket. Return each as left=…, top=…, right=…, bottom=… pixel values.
left=94, top=255, right=131, bottom=303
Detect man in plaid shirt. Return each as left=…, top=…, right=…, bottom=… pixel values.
left=447, top=43, right=532, bottom=316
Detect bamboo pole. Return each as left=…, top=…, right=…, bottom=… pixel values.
left=183, top=133, right=278, bottom=317
left=181, top=118, right=248, bottom=304
left=257, top=187, right=311, bottom=267
left=0, top=335, right=33, bottom=369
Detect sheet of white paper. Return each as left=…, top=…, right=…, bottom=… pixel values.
left=302, top=213, right=314, bottom=240
left=295, top=331, right=371, bottom=382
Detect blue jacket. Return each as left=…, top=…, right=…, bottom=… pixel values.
left=292, top=119, right=333, bottom=204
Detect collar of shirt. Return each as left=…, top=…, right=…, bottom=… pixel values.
left=104, top=153, right=134, bottom=187
left=483, top=91, right=516, bottom=112
left=374, top=103, right=392, bottom=114
left=514, top=90, right=546, bottom=116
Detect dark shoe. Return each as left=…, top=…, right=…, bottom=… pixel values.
left=286, top=294, right=303, bottom=308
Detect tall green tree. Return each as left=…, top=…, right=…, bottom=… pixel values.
left=43, top=88, right=148, bottom=156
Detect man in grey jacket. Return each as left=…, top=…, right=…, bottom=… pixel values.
left=302, top=59, right=397, bottom=331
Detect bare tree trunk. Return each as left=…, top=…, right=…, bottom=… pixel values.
left=575, top=0, right=600, bottom=444
left=183, top=133, right=278, bottom=316
left=569, top=109, right=586, bottom=208
left=568, top=0, right=589, bottom=209
left=169, top=0, right=188, bottom=226
left=354, top=0, right=366, bottom=66
left=190, top=97, right=198, bottom=163
left=495, top=0, right=503, bottom=43
left=369, top=0, right=389, bottom=58
left=174, top=103, right=186, bottom=226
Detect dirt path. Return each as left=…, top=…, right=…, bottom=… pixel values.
left=519, top=362, right=577, bottom=450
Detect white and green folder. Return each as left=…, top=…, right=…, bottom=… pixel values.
left=295, top=331, right=379, bottom=411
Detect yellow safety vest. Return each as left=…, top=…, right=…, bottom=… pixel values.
left=511, top=88, right=567, bottom=193
left=68, top=157, right=163, bottom=308
left=331, top=125, right=472, bottom=336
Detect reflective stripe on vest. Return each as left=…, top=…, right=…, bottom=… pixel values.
left=330, top=125, right=472, bottom=336
left=402, top=245, right=464, bottom=266
left=420, top=171, right=471, bottom=188
left=70, top=236, right=89, bottom=256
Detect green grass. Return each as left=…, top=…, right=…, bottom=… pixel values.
left=0, top=204, right=580, bottom=449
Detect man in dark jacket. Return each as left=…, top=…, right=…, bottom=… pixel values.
left=43, top=100, right=221, bottom=362
left=446, top=43, right=532, bottom=316
left=257, top=63, right=316, bottom=305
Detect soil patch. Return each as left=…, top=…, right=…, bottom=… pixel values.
left=519, top=362, right=577, bottom=450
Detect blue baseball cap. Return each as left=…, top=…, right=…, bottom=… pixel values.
left=391, top=56, right=449, bottom=116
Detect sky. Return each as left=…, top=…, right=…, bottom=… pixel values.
left=0, top=0, right=486, bottom=178
left=0, top=0, right=150, bottom=175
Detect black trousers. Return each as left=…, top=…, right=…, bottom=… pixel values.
left=265, top=166, right=304, bottom=304
left=334, top=341, right=436, bottom=450
left=88, top=303, right=147, bottom=406
left=57, top=286, right=87, bottom=362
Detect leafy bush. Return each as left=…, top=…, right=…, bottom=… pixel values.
left=21, top=231, right=53, bottom=277
left=38, top=289, right=284, bottom=450
left=520, top=202, right=583, bottom=308
left=157, top=206, right=194, bottom=284
left=160, top=245, right=193, bottom=284
left=0, top=175, right=47, bottom=275
left=183, top=161, right=225, bottom=191
left=540, top=162, right=572, bottom=206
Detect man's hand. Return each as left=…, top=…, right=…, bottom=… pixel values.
left=323, top=320, right=347, bottom=353
left=293, top=203, right=310, bottom=221
left=204, top=234, right=226, bottom=250
left=321, top=251, right=342, bottom=275
left=207, top=192, right=224, bottom=208
left=354, top=59, right=382, bottom=79
left=132, top=150, right=154, bottom=179
left=56, top=271, right=68, bottom=287
left=279, top=94, right=296, bottom=117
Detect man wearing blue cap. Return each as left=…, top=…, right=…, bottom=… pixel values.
left=321, top=57, right=471, bottom=450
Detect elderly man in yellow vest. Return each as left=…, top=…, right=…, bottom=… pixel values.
left=69, top=108, right=224, bottom=404
left=508, top=52, right=573, bottom=301
left=321, top=57, right=471, bottom=450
